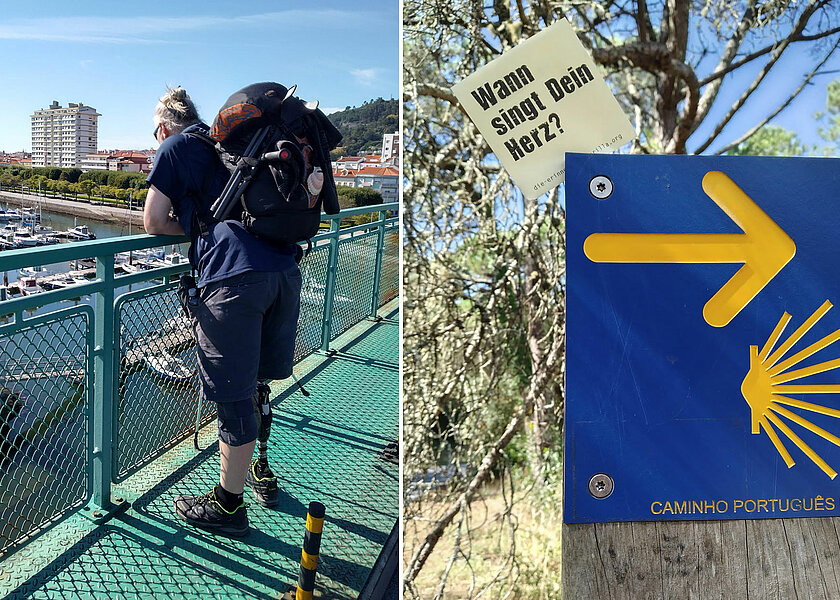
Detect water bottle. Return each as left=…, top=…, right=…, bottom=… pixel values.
left=188, top=286, right=198, bottom=307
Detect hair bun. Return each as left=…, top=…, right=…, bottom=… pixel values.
left=155, top=86, right=201, bottom=131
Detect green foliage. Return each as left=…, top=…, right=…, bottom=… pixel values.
left=725, top=125, right=810, bottom=156
left=336, top=185, right=384, bottom=210
left=30, top=167, right=52, bottom=179
left=327, top=98, right=398, bottom=157
left=79, top=170, right=107, bottom=185
left=0, top=171, right=19, bottom=188
left=79, top=170, right=147, bottom=190
left=0, top=165, right=146, bottom=195
left=816, top=79, right=840, bottom=155
left=60, top=169, right=82, bottom=183
left=78, top=180, right=96, bottom=197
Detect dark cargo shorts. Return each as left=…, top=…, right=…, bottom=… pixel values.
left=188, top=268, right=302, bottom=446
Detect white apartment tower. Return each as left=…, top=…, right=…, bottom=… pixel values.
left=381, top=131, right=400, bottom=166
left=31, top=101, right=100, bottom=168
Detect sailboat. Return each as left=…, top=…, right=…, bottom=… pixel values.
left=64, top=218, right=95, bottom=240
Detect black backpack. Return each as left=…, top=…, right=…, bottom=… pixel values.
left=193, top=82, right=342, bottom=247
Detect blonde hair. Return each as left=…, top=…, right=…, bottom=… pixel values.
left=154, top=86, right=201, bottom=133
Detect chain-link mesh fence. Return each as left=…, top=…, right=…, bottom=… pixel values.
left=379, top=228, right=398, bottom=307
left=297, top=243, right=331, bottom=359
left=114, top=283, right=206, bottom=481
left=0, top=308, right=90, bottom=555
left=331, top=232, right=378, bottom=340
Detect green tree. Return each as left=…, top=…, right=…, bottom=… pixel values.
left=0, top=172, right=19, bottom=188
left=56, top=179, right=70, bottom=199
left=78, top=180, right=96, bottom=198
left=816, top=78, right=840, bottom=155
left=58, top=169, right=76, bottom=182
left=725, top=125, right=810, bottom=156
left=336, top=185, right=384, bottom=209
left=30, top=175, right=46, bottom=195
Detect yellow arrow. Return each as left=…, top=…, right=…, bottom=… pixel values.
left=583, top=171, right=796, bottom=327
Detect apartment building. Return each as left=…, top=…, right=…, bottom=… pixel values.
left=79, top=152, right=110, bottom=172
left=334, top=165, right=399, bottom=203
left=31, top=101, right=100, bottom=168
left=381, top=131, right=399, bottom=166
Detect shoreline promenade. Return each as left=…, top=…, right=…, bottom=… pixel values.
left=0, top=191, right=143, bottom=228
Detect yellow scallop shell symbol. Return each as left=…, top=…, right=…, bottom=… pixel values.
left=742, top=300, right=840, bottom=479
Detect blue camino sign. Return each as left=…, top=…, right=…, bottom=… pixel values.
left=565, top=153, right=840, bottom=523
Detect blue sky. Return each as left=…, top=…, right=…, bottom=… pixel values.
left=0, top=1, right=399, bottom=152
left=689, top=39, right=840, bottom=155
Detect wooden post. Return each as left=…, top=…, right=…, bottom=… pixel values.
left=562, top=517, right=840, bottom=598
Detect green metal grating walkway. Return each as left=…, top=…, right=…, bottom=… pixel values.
left=0, top=302, right=399, bottom=600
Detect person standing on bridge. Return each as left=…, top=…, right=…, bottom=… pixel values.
left=145, top=87, right=302, bottom=536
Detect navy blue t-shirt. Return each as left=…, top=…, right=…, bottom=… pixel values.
left=146, top=123, right=298, bottom=286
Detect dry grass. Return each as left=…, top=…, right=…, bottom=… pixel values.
left=404, top=482, right=563, bottom=599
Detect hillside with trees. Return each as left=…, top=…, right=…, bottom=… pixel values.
left=328, top=98, right=398, bottom=158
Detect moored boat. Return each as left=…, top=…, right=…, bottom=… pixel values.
left=18, top=276, right=42, bottom=295
left=64, top=224, right=96, bottom=240
left=143, top=351, right=194, bottom=383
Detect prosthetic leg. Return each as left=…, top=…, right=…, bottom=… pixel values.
left=247, top=380, right=280, bottom=507
left=247, top=377, right=309, bottom=506
left=254, top=380, right=274, bottom=475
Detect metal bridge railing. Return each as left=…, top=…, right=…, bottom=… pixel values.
left=0, top=203, right=397, bottom=557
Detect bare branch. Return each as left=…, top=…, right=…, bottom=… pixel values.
left=698, top=25, right=840, bottom=87
left=635, top=0, right=656, bottom=43
left=404, top=397, right=534, bottom=583
left=693, top=0, right=827, bottom=154
left=714, top=36, right=840, bottom=155
left=666, top=59, right=700, bottom=153
left=593, top=41, right=674, bottom=72
left=693, top=0, right=759, bottom=131
left=408, top=83, right=462, bottom=108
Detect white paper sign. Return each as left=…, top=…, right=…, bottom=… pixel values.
left=452, top=19, right=636, bottom=199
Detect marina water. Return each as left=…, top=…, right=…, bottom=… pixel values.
left=0, top=207, right=193, bottom=547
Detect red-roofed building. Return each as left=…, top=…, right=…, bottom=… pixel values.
left=333, top=165, right=399, bottom=203
left=108, top=154, right=152, bottom=173
left=81, top=151, right=154, bottom=173
left=335, top=156, right=365, bottom=170
left=0, top=152, right=32, bottom=167
left=334, top=168, right=358, bottom=187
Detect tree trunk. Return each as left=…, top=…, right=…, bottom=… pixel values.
left=562, top=517, right=840, bottom=599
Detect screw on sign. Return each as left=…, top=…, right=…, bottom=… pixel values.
left=589, top=175, right=613, bottom=199
left=588, top=473, right=614, bottom=498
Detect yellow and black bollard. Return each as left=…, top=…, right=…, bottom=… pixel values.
left=296, top=501, right=325, bottom=600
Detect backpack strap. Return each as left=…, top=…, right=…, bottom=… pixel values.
left=184, top=131, right=223, bottom=276
left=184, top=131, right=222, bottom=233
